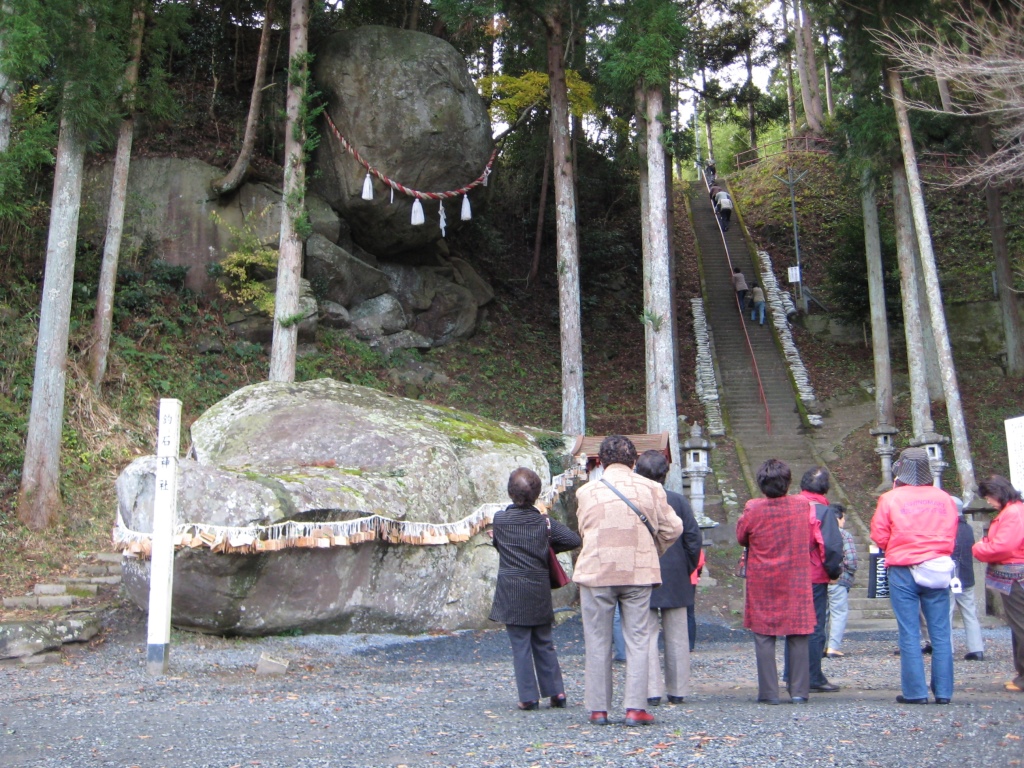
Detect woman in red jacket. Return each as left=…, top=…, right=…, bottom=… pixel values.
left=736, top=458, right=824, bottom=705
left=974, top=475, right=1024, bottom=693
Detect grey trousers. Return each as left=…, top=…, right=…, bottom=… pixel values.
left=949, top=588, right=985, bottom=654
left=580, top=584, right=652, bottom=712
left=506, top=623, right=564, bottom=703
left=648, top=607, right=691, bottom=700
left=755, top=633, right=809, bottom=701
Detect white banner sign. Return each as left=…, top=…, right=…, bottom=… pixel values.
left=788, top=266, right=801, bottom=284
left=1006, top=415, right=1024, bottom=493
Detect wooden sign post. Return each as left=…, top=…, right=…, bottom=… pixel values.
left=147, top=398, right=181, bottom=676
left=1006, top=414, right=1024, bottom=493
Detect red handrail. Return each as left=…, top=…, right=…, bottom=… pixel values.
left=703, top=171, right=772, bottom=436
left=735, top=136, right=835, bottom=168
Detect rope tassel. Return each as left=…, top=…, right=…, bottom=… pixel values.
left=361, top=172, right=373, bottom=200
left=411, top=198, right=425, bottom=226
left=461, top=194, right=471, bottom=221
left=439, top=202, right=447, bottom=237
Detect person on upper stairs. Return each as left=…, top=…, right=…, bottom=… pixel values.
left=749, top=283, right=766, bottom=325
left=714, top=190, right=733, bottom=231
left=705, top=157, right=716, bottom=180
left=732, top=268, right=748, bottom=309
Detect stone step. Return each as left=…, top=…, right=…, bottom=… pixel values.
left=60, top=575, right=121, bottom=586
left=845, top=619, right=899, bottom=632
left=3, top=595, right=76, bottom=609
left=33, top=584, right=67, bottom=596
left=847, top=608, right=897, bottom=621
left=91, top=553, right=122, bottom=564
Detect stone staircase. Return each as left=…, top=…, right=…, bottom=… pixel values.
left=689, top=180, right=896, bottom=631
left=0, top=552, right=122, bottom=664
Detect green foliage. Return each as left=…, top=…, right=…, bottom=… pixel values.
left=209, top=208, right=278, bottom=316
left=1, top=0, right=134, bottom=144
left=597, top=0, right=689, bottom=94
left=479, top=70, right=596, bottom=125
left=0, top=86, right=56, bottom=222
left=823, top=213, right=901, bottom=327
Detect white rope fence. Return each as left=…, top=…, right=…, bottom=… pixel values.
left=113, top=467, right=588, bottom=558
left=756, top=250, right=822, bottom=426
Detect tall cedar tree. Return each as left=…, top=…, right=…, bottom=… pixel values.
left=2, top=0, right=130, bottom=530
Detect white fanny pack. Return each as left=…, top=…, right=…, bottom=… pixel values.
left=910, top=555, right=955, bottom=589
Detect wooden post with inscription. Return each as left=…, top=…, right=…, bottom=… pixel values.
left=1006, top=415, right=1024, bottom=493
left=147, top=398, right=181, bottom=676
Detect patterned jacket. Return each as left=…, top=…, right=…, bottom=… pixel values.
left=737, top=495, right=823, bottom=636
left=837, top=527, right=858, bottom=589
left=572, top=464, right=682, bottom=588
left=489, top=504, right=581, bottom=627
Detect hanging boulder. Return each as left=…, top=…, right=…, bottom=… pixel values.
left=312, top=26, right=493, bottom=256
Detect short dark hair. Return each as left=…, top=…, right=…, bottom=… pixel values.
left=598, top=435, right=637, bottom=469
left=507, top=467, right=542, bottom=506
left=800, top=466, right=830, bottom=495
left=978, top=474, right=1023, bottom=510
left=757, top=458, right=791, bottom=498
left=832, top=503, right=845, bottom=519
left=635, top=450, right=669, bottom=485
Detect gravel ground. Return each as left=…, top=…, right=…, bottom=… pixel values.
left=2, top=606, right=1023, bottom=768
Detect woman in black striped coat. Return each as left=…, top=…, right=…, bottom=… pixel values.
left=490, top=467, right=581, bottom=710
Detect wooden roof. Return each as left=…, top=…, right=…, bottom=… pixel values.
left=570, top=432, right=671, bottom=463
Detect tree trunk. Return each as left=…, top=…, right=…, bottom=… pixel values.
left=700, top=69, right=714, bottom=160
left=89, top=2, right=145, bottom=391
left=0, top=1, right=11, bottom=153
left=636, top=85, right=656, bottom=431
left=937, top=78, right=953, bottom=112
left=18, top=114, right=85, bottom=530
left=268, top=0, right=308, bottom=383
left=408, top=0, right=421, bottom=31
left=798, top=0, right=825, bottom=130
left=861, top=168, right=893, bottom=429
left=544, top=13, right=585, bottom=435
left=646, top=87, right=682, bottom=493
left=790, top=0, right=820, bottom=133
left=211, top=0, right=275, bottom=196
left=978, top=118, right=1024, bottom=375
left=780, top=0, right=798, bottom=136
left=528, top=125, right=551, bottom=286
left=892, top=160, right=933, bottom=438
left=822, top=30, right=835, bottom=117
left=888, top=69, right=976, bottom=499
left=745, top=48, right=757, bottom=149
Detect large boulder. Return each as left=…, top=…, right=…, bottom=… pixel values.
left=311, top=26, right=493, bottom=256
left=224, top=278, right=318, bottom=345
left=80, top=157, right=339, bottom=297
left=305, top=233, right=390, bottom=308
left=411, top=280, right=479, bottom=346
left=116, top=379, right=573, bottom=634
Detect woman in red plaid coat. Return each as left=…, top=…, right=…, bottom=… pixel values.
left=737, top=458, right=824, bottom=704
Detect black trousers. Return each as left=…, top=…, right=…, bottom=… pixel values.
left=782, top=583, right=830, bottom=687
left=506, top=623, right=564, bottom=704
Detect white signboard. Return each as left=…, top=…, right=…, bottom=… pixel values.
left=147, top=398, right=181, bottom=676
left=788, top=266, right=801, bottom=284
left=1006, top=414, right=1024, bottom=493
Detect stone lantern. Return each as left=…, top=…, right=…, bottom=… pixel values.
left=911, top=431, right=950, bottom=488
left=682, top=424, right=717, bottom=528
left=870, top=424, right=899, bottom=493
